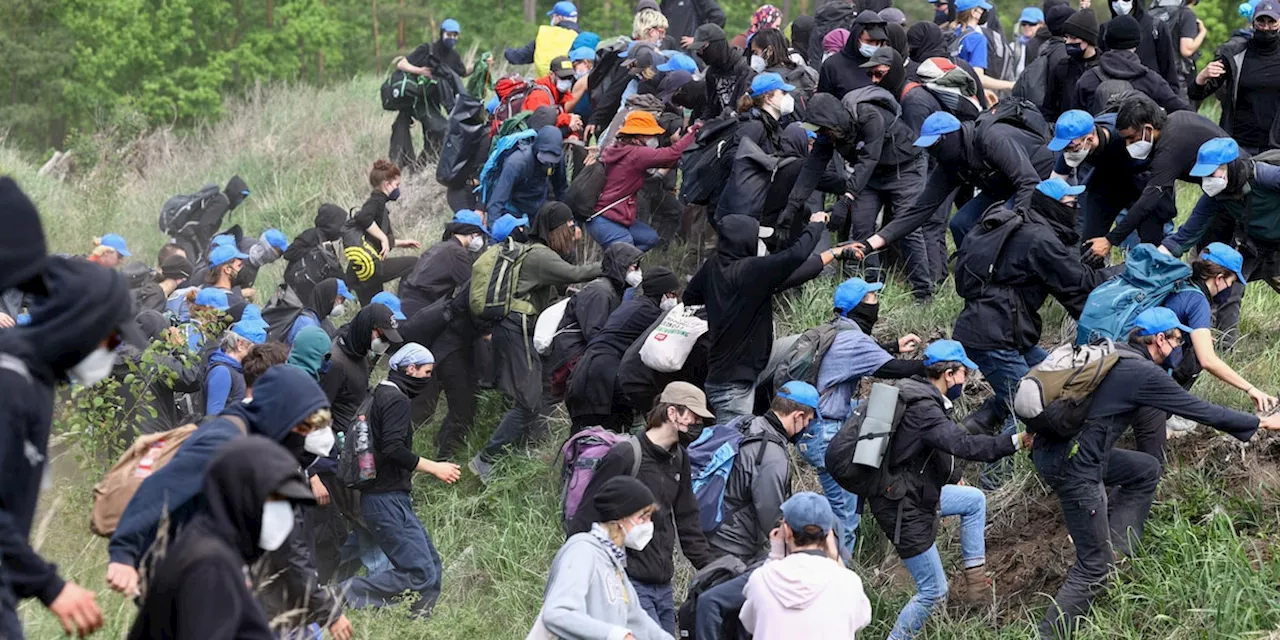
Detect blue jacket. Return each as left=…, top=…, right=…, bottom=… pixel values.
left=815, top=317, right=893, bottom=422
left=108, top=366, right=329, bottom=566
left=485, top=145, right=569, bottom=221
left=204, top=350, right=246, bottom=416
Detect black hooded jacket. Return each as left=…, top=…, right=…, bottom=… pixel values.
left=399, top=236, right=473, bottom=318
left=662, top=0, right=726, bottom=41
left=320, top=306, right=377, bottom=433
left=952, top=197, right=1113, bottom=351
left=128, top=437, right=308, bottom=640
left=683, top=215, right=825, bottom=384
left=566, top=294, right=667, bottom=418
left=1099, top=3, right=1181, bottom=92
left=695, top=41, right=756, bottom=122
left=817, top=11, right=885, bottom=98
left=549, top=243, right=643, bottom=373
left=0, top=257, right=131, bottom=608
left=284, top=204, right=347, bottom=302
left=1075, top=50, right=1189, bottom=114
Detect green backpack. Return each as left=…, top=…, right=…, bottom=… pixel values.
left=469, top=238, right=535, bottom=321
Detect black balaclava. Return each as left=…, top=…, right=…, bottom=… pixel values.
left=337, top=304, right=376, bottom=358
left=791, top=15, right=817, bottom=63
left=1253, top=27, right=1280, bottom=53
left=310, top=278, right=340, bottom=319
left=877, top=48, right=909, bottom=97
left=930, top=129, right=966, bottom=166
left=389, top=368, right=431, bottom=398
left=850, top=302, right=880, bottom=334
left=1032, top=191, right=1080, bottom=245
left=907, top=22, right=948, bottom=62
left=886, top=23, right=909, bottom=58
left=701, top=39, right=734, bottom=70
left=672, top=79, right=708, bottom=112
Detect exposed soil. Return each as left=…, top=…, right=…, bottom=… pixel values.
left=982, top=489, right=1072, bottom=619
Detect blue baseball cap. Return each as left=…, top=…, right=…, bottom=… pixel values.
left=778, top=381, right=821, bottom=415
left=915, top=112, right=962, bottom=147
left=485, top=95, right=500, bottom=114
left=1019, top=7, right=1045, bottom=23
left=569, top=47, right=596, bottom=62
left=99, top=233, right=132, bottom=257
left=833, top=277, right=884, bottom=315
left=956, top=0, right=994, bottom=11
left=240, top=303, right=264, bottom=324
left=548, top=1, right=578, bottom=18
left=1190, top=137, right=1240, bottom=177
left=441, top=18, right=461, bottom=33
left=923, top=339, right=979, bottom=370
left=1132, top=307, right=1192, bottom=337
left=781, top=492, right=837, bottom=535
left=1200, top=242, right=1247, bottom=284
left=231, top=320, right=267, bottom=344
left=1036, top=178, right=1086, bottom=200
left=262, top=229, right=288, bottom=252
left=208, top=244, right=249, bottom=268
left=452, top=209, right=491, bottom=234
left=657, top=52, right=698, bottom=74
left=750, top=72, right=796, bottom=98
left=194, top=287, right=230, bottom=311
left=1049, top=110, right=1095, bottom=152
left=335, top=279, right=352, bottom=301
left=371, top=291, right=407, bottom=320
left=211, top=234, right=237, bottom=249
left=491, top=214, right=530, bottom=242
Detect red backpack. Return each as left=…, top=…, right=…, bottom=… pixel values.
left=492, top=75, right=553, bottom=135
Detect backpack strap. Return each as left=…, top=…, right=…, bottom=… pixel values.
left=628, top=436, right=643, bottom=478
left=0, top=354, right=31, bottom=383
left=225, top=415, right=248, bottom=435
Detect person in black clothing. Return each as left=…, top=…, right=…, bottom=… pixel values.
left=403, top=19, right=469, bottom=79
left=284, top=203, right=347, bottom=304
left=340, top=343, right=461, bottom=618
left=904, top=21, right=990, bottom=108
left=683, top=213, right=855, bottom=424
left=1188, top=1, right=1280, bottom=154
left=688, top=24, right=756, bottom=122
left=567, top=382, right=719, bottom=633
left=391, top=19, right=472, bottom=165
left=1074, top=15, right=1190, bottom=114
left=114, top=310, right=204, bottom=436
left=790, top=14, right=817, bottom=64
left=787, top=50, right=935, bottom=300
left=817, top=10, right=889, bottom=99
left=344, top=160, right=421, bottom=305
left=661, top=0, right=726, bottom=43
left=134, top=253, right=193, bottom=314
left=1100, top=0, right=1182, bottom=92
left=1047, top=109, right=1149, bottom=241
left=399, top=210, right=488, bottom=318
left=548, top=242, right=643, bottom=402
left=1034, top=308, right=1280, bottom=639
left=127, top=436, right=316, bottom=640
left=565, top=267, right=681, bottom=431
left=1044, top=9, right=1101, bottom=119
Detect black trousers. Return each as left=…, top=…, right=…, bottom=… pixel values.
left=410, top=349, right=478, bottom=460
left=347, top=256, right=417, bottom=306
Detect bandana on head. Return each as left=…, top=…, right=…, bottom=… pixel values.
left=750, top=5, right=783, bottom=35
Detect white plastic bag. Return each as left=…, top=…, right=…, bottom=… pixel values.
left=639, top=303, right=708, bottom=373
left=534, top=298, right=573, bottom=355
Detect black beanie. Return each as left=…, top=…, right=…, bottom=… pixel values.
left=0, top=177, right=49, bottom=293
left=160, top=253, right=194, bottom=281
left=1104, top=15, right=1141, bottom=50
left=1046, top=4, right=1076, bottom=37
left=641, top=266, right=679, bottom=299
left=592, top=476, right=656, bottom=522
left=1064, top=9, right=1101, bottom=46
left=533, top=201, right=574, bottom=241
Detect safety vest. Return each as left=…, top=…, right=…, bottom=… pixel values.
left=534, top=24, right=578, bottom=77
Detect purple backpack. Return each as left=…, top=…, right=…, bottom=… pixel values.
left=559, top=427, right=642, bottom=531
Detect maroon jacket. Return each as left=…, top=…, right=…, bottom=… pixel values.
left=595, top=130, right=697, bottom=227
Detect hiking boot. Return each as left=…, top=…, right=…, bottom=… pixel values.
left=958, top=565, right=992, bottom=606
left=468, top=455, right=494, bottom=485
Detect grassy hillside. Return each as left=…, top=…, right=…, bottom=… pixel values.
left=7, top=75, right=1280, bottom=639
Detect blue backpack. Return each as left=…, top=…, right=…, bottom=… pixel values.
left=476, top=129, right=538, bottom=206
left=1076, top=244, right=1197, bottom=345
left=688, top=417, right=767, bottom=534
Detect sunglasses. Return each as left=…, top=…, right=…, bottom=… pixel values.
left=869, top=69, right=889, bottom=80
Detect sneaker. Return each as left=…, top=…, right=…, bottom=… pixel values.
left=1166, top=415, right=1199, bottom=439
left=468, top=455, right=494, bottom=485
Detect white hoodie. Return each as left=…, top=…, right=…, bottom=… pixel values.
left=739, top=551, right=872, bottom=639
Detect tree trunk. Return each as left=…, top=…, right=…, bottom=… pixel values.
left=318, top=51, right=325, bottom=82
left=372, top=0, right=381, bottom=71
left=266, top=0, right=274, bottom=28
left=800, top=0, right=809, bottom=14
left=783, top=0, right=791, bottom=22
left=523, top=0, right=536, bottom=24
left=397, top=0, right=405, bottom=50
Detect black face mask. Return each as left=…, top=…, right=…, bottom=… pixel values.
left=1066, top=43, right=1086, bottom=60
left=934, top=8, right=949, bottom=24
left=850, top=302, right=880, bottom=334
left=282, top=432, right=317, bottom=468
left=930, top=132, right=965, bottom=165
left=1254, top=30, right=1280, bottom=51
left=677, top=422, right=706, bottom=447
left=389, top=369, right=431, bottom=398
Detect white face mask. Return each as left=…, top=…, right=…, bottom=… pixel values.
left=660, top=296, right=678, bottom=311
left=859, top=42, right=880, bottom=58
left=467, top=235, right=485, bottom=252
left=1063, top=148, right=1090, bottom=168
left=556, top=78, right=573, bottom=92
left=625, top=269, right=643, bottom=287
left=371, top=336, right=389, bottom=355
left=1202, top=175, right=1229, bottom=197
left=624, top=520, right=655, bottom=551
left=259, top=500, right=295, bottom=551
left=304, top=426, right=335, bottom=457
left=1126, top=129, right=1153, bottom=160
left=750, top=54, right=768, bottom=73
left=1113, top=0, right=1132, bottom=14
left=72, top=346, right=117, bottom=386
left=575, top=69, right=589, bottom=80
left=777, top=93, right=796, bottom=116
left=645, top=138, right=661, bottom=148
left=330, top=303, right=345, bottom=318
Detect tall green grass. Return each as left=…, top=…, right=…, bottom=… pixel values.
left=8, top=77, right=1280, bottom=639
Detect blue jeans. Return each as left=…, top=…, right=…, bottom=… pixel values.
left=948, top=191, right=1000, bottom=250
left=890, top=544, right=948, bottom=640
left=798, top=418, right=860, bottom=555
left=633, top=580, right=676, bottom=634
left=339, top=526, right=391, bottom=576
left=586, top=215, right=660, bottom=251
left=705, top=380, right=755, bottom=426
left=341, top=491, right=443, bottom=616
left=939, top=484, right=987, bottom=568
left=965, top=345, right=1048, bottom=489
left=695, top=572, right=751, bottom=640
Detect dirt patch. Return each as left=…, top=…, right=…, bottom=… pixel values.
left=1170, top=430, right=1280, bottom=501
left=983, top=489, right=1072, bottom=618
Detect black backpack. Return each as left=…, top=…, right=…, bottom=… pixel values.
left=824, top=387, right=910, bottom=500
left=436, top=94, right=489, bottom=187
left=1011, top=43, right=1057, bottom=108
left=260, top=284, right=308, bottom=343
left=953, top=205, right=1024, bottom=295
left=1092, top=67, right=1136, bottom=115
left=564, top=161, right=609, bottom=222
left=679, top=115, right=741, bottom=205
left=381, top=69, right=430, bottom=112
left=975, top=97, right=1049, bottom=141
left=283, top=242, right=344, bottom=301
left=675, top=556, right=749, bottom=640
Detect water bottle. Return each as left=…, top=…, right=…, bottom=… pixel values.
left=353, top=415, right=376, bottom=481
